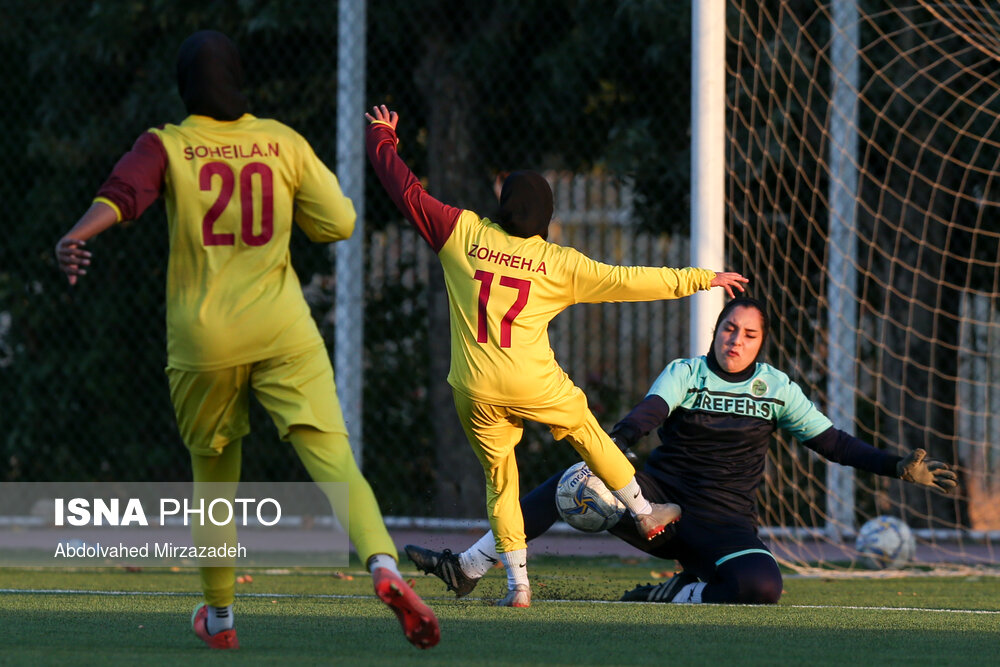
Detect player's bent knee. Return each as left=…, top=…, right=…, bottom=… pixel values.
left=735, top=571, right=783, bottom=604
left=719, top=552, right=783, bottom=604
left=743, top=577, right=782, bottom=604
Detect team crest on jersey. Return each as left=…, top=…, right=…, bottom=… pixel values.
left=751, top=379, right=768, bottom=397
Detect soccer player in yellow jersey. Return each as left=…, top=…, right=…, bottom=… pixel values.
left=54, top=32, right=439, bottom=650
left=366, top=104, right=748, bottom=607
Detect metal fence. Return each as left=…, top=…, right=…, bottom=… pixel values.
left=0, top=1, right=693, bottom=518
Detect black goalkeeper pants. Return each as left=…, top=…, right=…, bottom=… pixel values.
left=521, top=468, right=783, bottom=604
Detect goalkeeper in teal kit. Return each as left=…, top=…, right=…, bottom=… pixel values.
left=405, top=298, right=958, bottom=603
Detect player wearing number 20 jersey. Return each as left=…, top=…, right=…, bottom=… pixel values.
left=95, top=114, right=352, bottom=371
left=56, top=32, right=439, bottom=649
left=366, top=108, right=738, bottom=607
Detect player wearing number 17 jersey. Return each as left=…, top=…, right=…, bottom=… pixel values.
left=365, top=104, right=748, bottom=606
left=55, top=32, right=439, bottom=650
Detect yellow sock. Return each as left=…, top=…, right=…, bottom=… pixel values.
left=190, top=440, right=242, bottom=607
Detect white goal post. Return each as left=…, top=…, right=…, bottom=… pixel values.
left=690, top=0, right=727, bottom=356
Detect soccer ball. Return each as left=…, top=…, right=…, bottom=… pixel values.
left=854, top=515, right=916, bottom=569
left=555, top=462, right=626, bottom=533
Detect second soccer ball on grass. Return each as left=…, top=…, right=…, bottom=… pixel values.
left=855, top=515, right=916, bottom=569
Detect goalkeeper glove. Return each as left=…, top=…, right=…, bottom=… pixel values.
left=897, top=448, right=958, bottom=494
left=610, top=435, right=639, bottom=465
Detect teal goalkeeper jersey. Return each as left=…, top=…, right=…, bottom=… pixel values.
left=647, top=356, right=832, bottom=439
left=643, top=356, right=833, bottom=522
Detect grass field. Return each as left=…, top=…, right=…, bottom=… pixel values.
left=3, top=555, right=998, bottom=666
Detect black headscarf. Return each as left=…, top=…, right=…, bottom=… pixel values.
left=497, top=171, right=553, bottom=239
left=706, top=296, right=769, bottom=381
left=176, top=30, right=248, bottom=121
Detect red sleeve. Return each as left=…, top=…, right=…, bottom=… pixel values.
left=365, top=122, right=461, bottom=252
left=95, top=130, right=167, bottom=221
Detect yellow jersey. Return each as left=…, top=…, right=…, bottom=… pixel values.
left=95, top=114, right=355, bottom=370
left=366, top=122, right=714, bottom=404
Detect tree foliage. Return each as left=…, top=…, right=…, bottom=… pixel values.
left=1, top=2, right=692, bottom=503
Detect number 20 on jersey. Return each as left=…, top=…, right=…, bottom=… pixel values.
left=200, top=162, right=274, bottom=247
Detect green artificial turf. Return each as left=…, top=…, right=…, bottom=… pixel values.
left=2, top=556, right=997, bottom=666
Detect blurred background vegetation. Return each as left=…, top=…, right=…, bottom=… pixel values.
left=2, top=1, right=991, bottom=537
left=0, top=0, right=693, bottom=517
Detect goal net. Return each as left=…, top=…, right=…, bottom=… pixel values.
left=727, top=0, right=1000, bottom=573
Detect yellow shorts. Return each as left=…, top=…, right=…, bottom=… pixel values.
left=452, top=384, right=634, bottom=552
left=452, top=382, right=601, bottom=456
left=166, top=344, right=347, bottom=456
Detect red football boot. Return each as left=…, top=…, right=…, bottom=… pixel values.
left=372, top=568, right=441, bottom=649
left=191, top=603, right=239, bottom=649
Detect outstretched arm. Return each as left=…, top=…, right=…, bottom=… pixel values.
left=570, top=262, right=747, bottom=305
left=803, top=428, right=958, bottom=494
left=803, top=427, right=900, bottom=476
left=55, top=202, right=118, bottom=285
left=56, top=130, right=167, bottom=286
left=365, top=104, right=464, bottom=252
